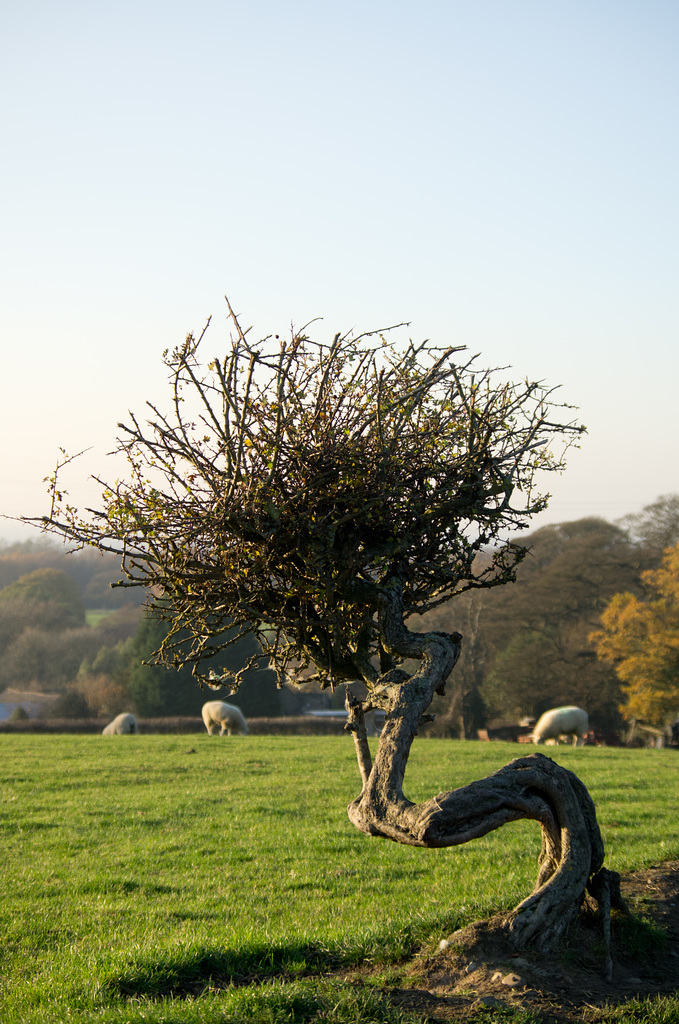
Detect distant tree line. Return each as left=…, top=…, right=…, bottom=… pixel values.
left=2, top=493, right=678, bottom=732
left=72, top=612, right=282, bottom=720
left=0, top=538, right=133, bottom=609
left=411, top=494, right=679, bottom=736
left=0, top=545, right=282, bottom=719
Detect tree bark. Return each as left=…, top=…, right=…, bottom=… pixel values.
left=346, top=587, right=618, bottom=954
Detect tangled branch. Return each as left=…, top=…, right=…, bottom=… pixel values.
left=30, top=301, right=584, bottom=691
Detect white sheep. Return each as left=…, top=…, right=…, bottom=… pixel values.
left=102, top=712, right=138, bottom=735
left=531, top=706, right=588, bottom=747
left=201, top=700, right=249, bottom=736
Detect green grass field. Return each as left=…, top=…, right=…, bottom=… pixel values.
left=1, top=735, right=678, bottom=1023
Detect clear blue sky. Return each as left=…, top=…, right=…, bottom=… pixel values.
left=2, top=0, right=678, bottom=542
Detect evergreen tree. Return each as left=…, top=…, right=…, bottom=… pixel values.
left=128, top=613, right=281, bottom=717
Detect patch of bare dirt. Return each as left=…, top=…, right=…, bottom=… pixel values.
left=382, top=861, right=679, bottom=1022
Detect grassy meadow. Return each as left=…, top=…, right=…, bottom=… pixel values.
left=1, top=734, right=678, bottom=1023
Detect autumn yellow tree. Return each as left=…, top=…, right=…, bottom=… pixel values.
left=591, top=543, right=679, bottom=724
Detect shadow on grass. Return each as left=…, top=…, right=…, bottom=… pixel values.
left=107, top=959, right=431, bottom=1023
left=106, top=910, right=470, bottom=1000
left=613, top=911, right=668, bottom=963
left=107, top=942, right=343, bottom=998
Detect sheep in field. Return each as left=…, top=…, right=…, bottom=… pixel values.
left=102, top=713, right=138, bottom=735
left=201, top=701, right=249, bottom=736
left=531, top=705, right=588, bottom=747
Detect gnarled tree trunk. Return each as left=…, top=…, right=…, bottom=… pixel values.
left=345, top=583, right=620, bottom=964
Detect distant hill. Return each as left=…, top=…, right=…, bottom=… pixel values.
left=0, top=538, right=143, bottom=609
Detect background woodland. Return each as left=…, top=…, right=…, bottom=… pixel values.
left=2, top=493, right=678, bottom=734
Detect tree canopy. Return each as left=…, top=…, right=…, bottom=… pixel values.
left=36, top=303, right=583, bottom=697
left=469, top=518, right=641, bottom=730
left=0, top=568, right=85, bottom=626
left=0, top=539, right=140, bottom=609
left=618, top=493, right=679, bottom=555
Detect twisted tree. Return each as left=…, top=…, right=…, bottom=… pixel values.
left=32, top=300, right=620, bottom=958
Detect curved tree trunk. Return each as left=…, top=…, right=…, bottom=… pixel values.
left=345, top=583, right=620, bottom=960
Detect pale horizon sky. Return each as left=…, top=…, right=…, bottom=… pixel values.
left=2, top=1, right=678, bottom=545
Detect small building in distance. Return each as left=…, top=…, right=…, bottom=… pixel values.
left=0, top=688, right=59, bottom=721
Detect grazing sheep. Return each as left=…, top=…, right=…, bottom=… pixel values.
left=102, top=712, right=138, bottom=735
left=532, top=706, right=588, bottom=747
left=201, top=701, right=249, bottom=736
